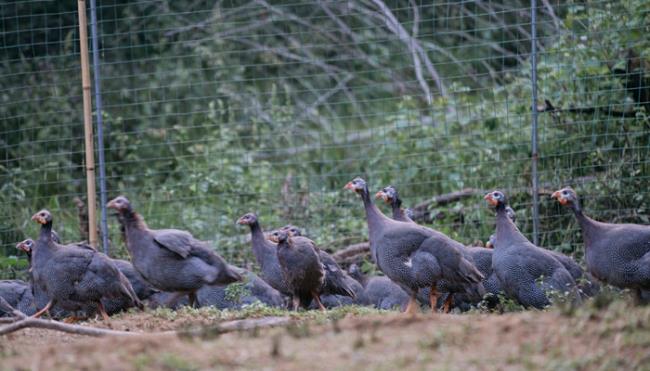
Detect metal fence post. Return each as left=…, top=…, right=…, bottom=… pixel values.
left=89, top=0, right=109, bottom=255
left=530, top=0, right=540, bottom=245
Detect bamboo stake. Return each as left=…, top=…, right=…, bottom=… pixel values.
left=77, top=0, right=98, bottom=248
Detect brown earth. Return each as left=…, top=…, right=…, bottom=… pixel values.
left=0, top=301, right=649, bottom=371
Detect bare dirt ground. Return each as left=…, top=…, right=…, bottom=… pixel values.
left=1, top=300, right=649, bottom=371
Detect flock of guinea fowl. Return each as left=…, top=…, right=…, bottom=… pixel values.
left=3, top=176, right=650, bottom=323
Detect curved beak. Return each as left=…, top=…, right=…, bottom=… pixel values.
left=551, top=190, right=568, bottom=205
left=484, top=193, right=498, bottom=206
left=31, top=213, right=45, bottom=224
left=236, top=217, right=246, bottom=225
left=344, top=182, right=354, bottom=190
left=106, top=200, right=117, bottom=209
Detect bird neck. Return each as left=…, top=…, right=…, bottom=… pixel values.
left=249, top=221, right=275, bottom=259
left=568, top=200, right=599, bottom=246
left=38, top=221, right=53, bottom=244
left=495, top=203, right=527, bottom=247
left=360, top=187, right=384, bottom=228
left=122, top=210, right=148, bottom=231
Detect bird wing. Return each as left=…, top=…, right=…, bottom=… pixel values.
left=152, top=229, right=198, bottom=258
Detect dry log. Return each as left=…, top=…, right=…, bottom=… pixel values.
left=331, top=242, right=369, bottom=262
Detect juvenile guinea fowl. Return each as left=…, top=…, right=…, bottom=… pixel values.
left=553, top=187, right=650, bottom=302
left=199, top=266, right=285, bottom=309
left=107, top=196, right=241, bottom=307
left=274, top=230, right=326, bottom=310
left=151, top=266, right=285, bottom=310
left=237, top=213, right=292, bottom=297
left=348, top=264, right=409, bottom=310
left=277, top=225, right=356, bottom=299
left=30, top=209, right=142, bottom=321
left=375, top=185, right=414, bottom=223
left=485, top=191, right=579, bottom=309
left=0, top=280, right=35, bottom=316
left=377, top=185, right=492, bottom=310
left=345, top=177, right=484, bottom=314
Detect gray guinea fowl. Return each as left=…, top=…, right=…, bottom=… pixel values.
left=346, top=177, right=484, bottom=315
left=107, top=196, right=241, bottom=308
left=553, top=187, right=650, bottom=303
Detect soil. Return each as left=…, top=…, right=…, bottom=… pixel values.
left=1, top=301, right=649, bottom=371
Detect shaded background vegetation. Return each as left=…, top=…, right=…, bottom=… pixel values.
left=1, top=0, right=648, bottom=277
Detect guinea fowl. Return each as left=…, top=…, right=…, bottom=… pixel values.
left=485, top=191, right=579, bottom=309
left=198, top=266, right=284, bottom=309
left=377, top=184, right=493, bottom=310
left=345, top=177, right=485, bottom=314
left=348, top=264, right=409, bottom=310
left=237, top=213, right=292, bottom=297
left=0, top=280, right=35, bottom=316
left=276, top=225, right=356, bottom=300
left=552, top=187, right=650, bottom=302
left=488, top=205, right=599, bottom=297
left=274, top=230, right=326, bottom=310
left=107, top=196, right=241, bottom=307
left=30, top=209, right=142, bottom=321
left=375, top=186, right=414, bottom=223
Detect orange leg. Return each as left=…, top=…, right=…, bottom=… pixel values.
left=405, top=295, right=419, bottom=315
left=442, top=294, right=453, bottom=313
left=97, top=302, right=110, bottom=322
left=31, top=300, right=53, bottom=319
left=312, top=291, right=326, bottom=311
left=429, top=286, right=440, bottom=314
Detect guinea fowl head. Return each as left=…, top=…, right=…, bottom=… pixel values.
left=15, top=239, right=34, bottom=254
left=106, top=196, right=132, bottom=213
left=484, top=190, right=507, bottom=208
left=31, top=209, right=52, bottom=225
left=273, top=230, right=290, bottom=245
left=344, top=177, right=368, bottom=195
left=551, top=187, right=578, bottom=207
left=375, top=185, right=399, bottom=205
left=236, top=213, right=258, bottom=226
left=281, top=225, right=302, bottom=237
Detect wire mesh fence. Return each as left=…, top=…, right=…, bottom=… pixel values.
left=1, top=0, right=648, bottom=279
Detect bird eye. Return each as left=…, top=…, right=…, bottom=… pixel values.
left=563, top=191, right=568, bottom=195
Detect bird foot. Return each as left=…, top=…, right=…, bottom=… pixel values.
left=404, top=296, right=419, bottom=315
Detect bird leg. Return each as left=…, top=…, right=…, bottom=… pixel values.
left=405, top=294, right=419, bottom=315
left=429, top=286, right=440, bottom=314
left=312, top=291, right=326, bottom=311
left=442, top=294, right=453, bottom=313
left=97, top=302, right=110, bottom=322
left=188, top=291, right=199, bottom=308
left=164, top=292, right=185, bottom=308
left=30, top=300, right=53, bottom=319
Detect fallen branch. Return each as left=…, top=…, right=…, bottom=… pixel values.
left=332, top=242, right=370, bottom=263
left=0, top=317, right=139, bottom=337
left=179, top=316, right=292, bottom=339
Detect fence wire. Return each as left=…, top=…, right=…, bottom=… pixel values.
left=1, top=0, right=648, bottom=278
